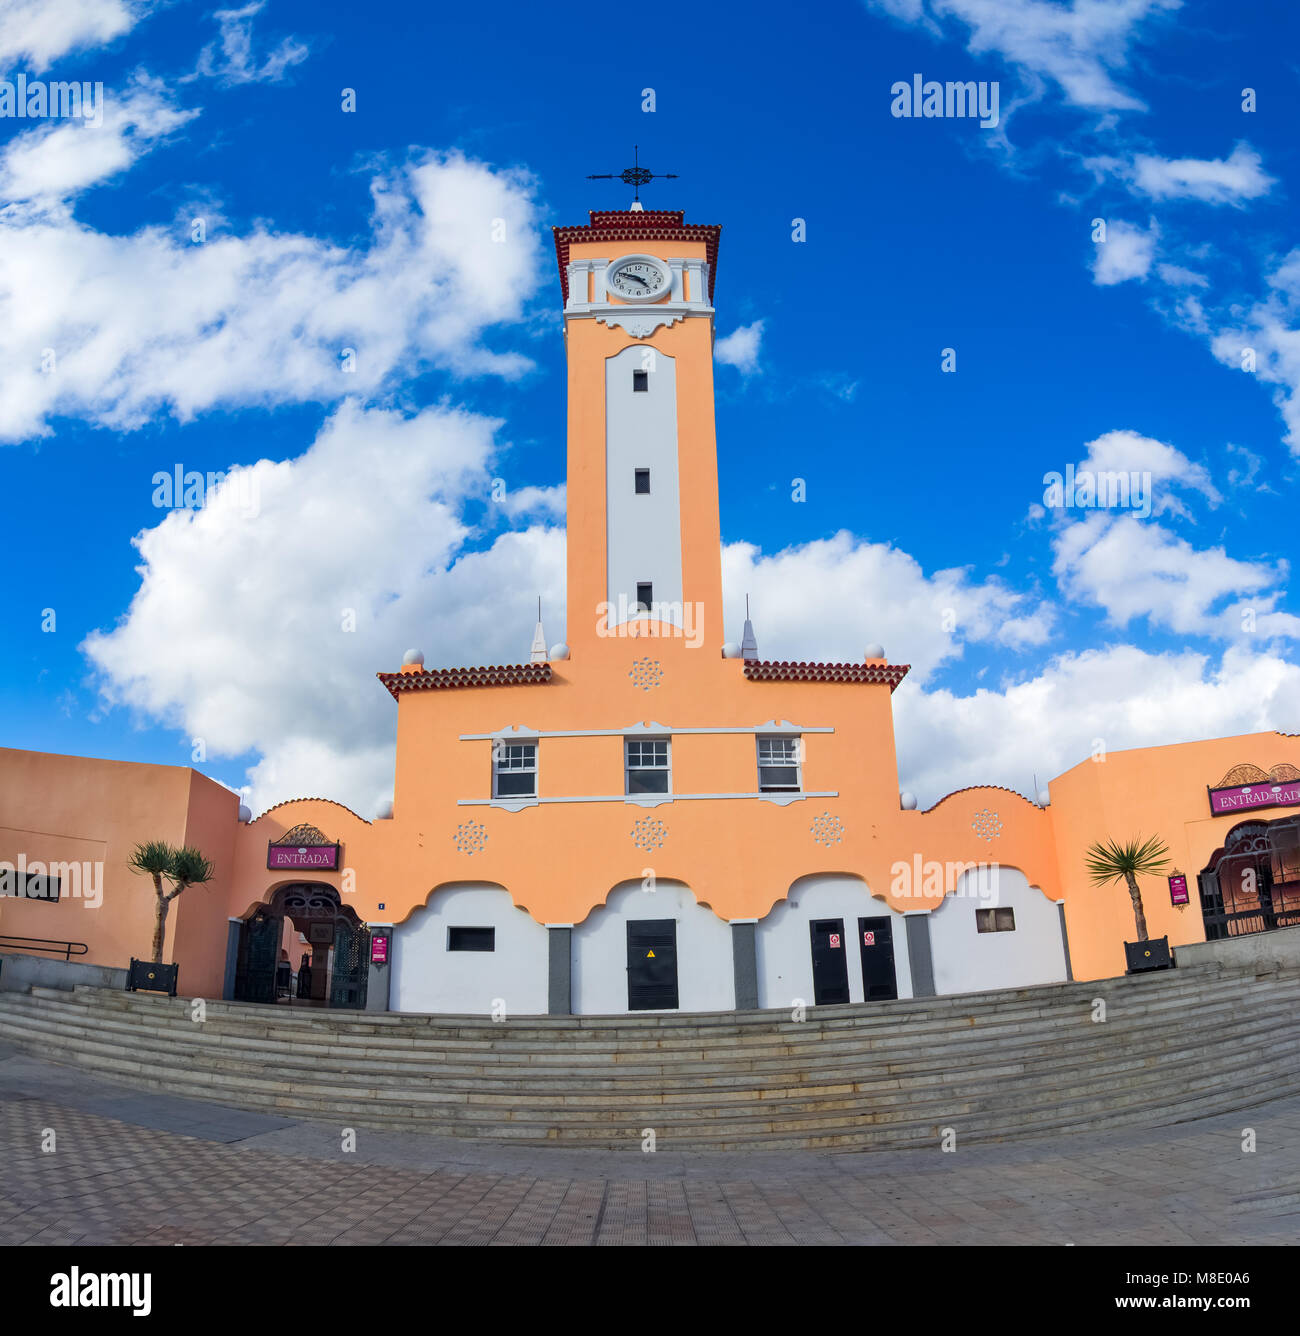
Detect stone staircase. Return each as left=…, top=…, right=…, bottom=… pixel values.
left=1, top=961, right=1298, bottom=1150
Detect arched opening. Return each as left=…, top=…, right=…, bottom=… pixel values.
left=233, top=883, right=370, bottom=1008
left=1198, top=815, right=1300, bottom=939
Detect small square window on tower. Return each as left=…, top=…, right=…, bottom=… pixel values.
left=634, top=468, right=650, bottom=494
left=636, top=582, right=653, bottom=611
left=632, top=369, right=649, bottom=391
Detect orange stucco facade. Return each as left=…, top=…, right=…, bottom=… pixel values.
left=4, top=207, right=1299, bottom=1008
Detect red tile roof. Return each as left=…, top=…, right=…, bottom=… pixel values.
left=553, top=210, right=721, bottom=305
left=743, top=660, right=909, bottom=691
left=378, top=663, right=552, bottom=700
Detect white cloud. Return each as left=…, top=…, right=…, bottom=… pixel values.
left=0, top=0, right=148, bottom=71
left=82, top=400, right=567, bottom=818
left=0, top=73, right=196, bottom=201
left=1052, top=512, right=1300, bottom=641
left=1204, top=250, right=1300, bottom=456
left=1091, top=218, right=1156, bottom=285
left=0, top=150, right=544, bottom=442
left=894, top=644, right=1300, bottom=805
left=866, top=0, right=1182, bottom=112
left=193, top=2, right=309, bottom=86
left=1130, top=143, right=1274, bottom=205
left=715, top=320, right=765, bottom=375
left=722, top=531, right=1054, bottom=680
left=1077, top=427, right=1221, bottom=512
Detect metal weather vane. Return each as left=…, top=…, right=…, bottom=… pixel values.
left=587, top=145, right=678, bottom=204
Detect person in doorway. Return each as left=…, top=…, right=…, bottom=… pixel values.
left=296, top=952, right=312, bottom=999
left=275, top=949, right=292, bottom=999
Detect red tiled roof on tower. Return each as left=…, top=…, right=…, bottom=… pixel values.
left=743, top=660, right=910, bottom=692
left=553, top=210, right=722, bottom=305
left=377, top=663, right=552, bottom=700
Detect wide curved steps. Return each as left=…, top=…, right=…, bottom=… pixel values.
left=0, top=961, right=1297, bottom=1150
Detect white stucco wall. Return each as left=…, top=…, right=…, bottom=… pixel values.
left=929, top=865, right=1067, bottom=995
left=571, top=880, right=734, bottom=1014
left=754, top=874, right=913, bottom=1009
left=605, top=345, right=683, bottom=629
left=390, top=882, right=549, bottom=1016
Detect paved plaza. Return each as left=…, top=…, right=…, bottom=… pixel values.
left=1, top=1040, right=1297, bottom=1245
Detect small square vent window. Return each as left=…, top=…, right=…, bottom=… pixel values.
left=634, top=468, right=650, bottom=494
left=448, top=926, right=495, bottom=952
left=633, top=370, right=648, bottom=391
left=636, top=582, right=653, bottom=611
left=975, top=908, right=1016, bottom=934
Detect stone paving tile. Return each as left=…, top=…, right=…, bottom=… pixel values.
left=3, top=1049, right=1300, bottom=1245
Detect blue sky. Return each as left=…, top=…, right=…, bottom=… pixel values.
left=2, top=0, right=1299, bottom=815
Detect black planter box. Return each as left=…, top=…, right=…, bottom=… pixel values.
left=126, top=958, right=179, bottom=996
left=1124, top=936, right=1173, bottom=974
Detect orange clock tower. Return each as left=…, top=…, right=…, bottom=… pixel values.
left=553, top=209, right=724, bottom=653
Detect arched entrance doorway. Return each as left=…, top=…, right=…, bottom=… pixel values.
left=234, top=884, right=370, bottom=1008
left=1198, top=815, right=1300, bottom=939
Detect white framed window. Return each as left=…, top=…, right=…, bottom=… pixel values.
left=757, top=735, right=802, bottom=792
left=975, top=907, right=1016, bottom=933
left=493, top=741, right=537, bottom=798
left=625, top=737, right=670, bottom=795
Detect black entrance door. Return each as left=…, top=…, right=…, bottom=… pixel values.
left=809, top=919, right=849, bottom=1005
left=858, top=917, right=898, bottom=1001
left=235, top=909, right=281, bottom=1003
left=627, top=919, right=678, bottom=1011
left=330, top=916, right=371, bottom=1010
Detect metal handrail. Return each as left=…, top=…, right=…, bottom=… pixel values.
left=0, top=935, right=89, bottom=962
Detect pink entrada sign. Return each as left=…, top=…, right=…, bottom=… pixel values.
left=266, top=844, right=340, bottom=870
left=1207, top=781, right=1300, bottom=816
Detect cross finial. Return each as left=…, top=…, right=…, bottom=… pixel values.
left=587, top=145, right=678, bottom=206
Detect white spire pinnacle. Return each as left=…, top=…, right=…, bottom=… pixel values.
left=740, top=594, right=758, bottom=661
left=530, top=597, right=547, bottom=663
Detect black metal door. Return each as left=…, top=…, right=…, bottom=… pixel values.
left=809, top=919, right=849, bottom=1005
left=858, top=917, right=898, bottom=1001
left=627, top=919, right=678, bottom=1011
left=330, top=917, right=370, bottom=1010
left=235, top=909, right=281, bottom=1003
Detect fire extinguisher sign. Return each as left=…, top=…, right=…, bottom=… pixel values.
left=863, top=931, right=876, bottom=946
left=829, top=933, right=841, bottom=948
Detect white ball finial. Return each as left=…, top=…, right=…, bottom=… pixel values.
left=899, top=792, right=917, bottom=811
left=865, top=644, right=885, bottom=661
left=548, top=643, right=570, bottom=661
left=721, top=642, right=742, bottom=659
left=237, top=804, right=252, bottom=823
left=402, top=648, right=424, bottom=667
left=376, top=800, right=394, bottom=820
left=1037, top=789, right=1051, bottom=808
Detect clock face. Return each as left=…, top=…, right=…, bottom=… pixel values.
left=607, top=256, right=669, bottom=302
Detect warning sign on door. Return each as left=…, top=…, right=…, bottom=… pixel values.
left=829, top=933, right=841, bottom=948
left=863, top=931, right=875, bottom=946
left=646, top=950, right=655, bottom=958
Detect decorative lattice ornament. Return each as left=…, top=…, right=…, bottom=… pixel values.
left=454, top=821, right=488, bottom=855
left=810, top=812, right=844, bottom=846
left=631, top=816, right=668, bottom=851
left=628, top=657, right=663, bottom=691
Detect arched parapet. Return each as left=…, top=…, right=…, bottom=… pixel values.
left=898, top=784, right=1060, bottom=907
left=754, top=872, right=915, bottom=1007
left=572, top=878, right=733, bottom=1014
left=248, top=797, right=374, bottom=829
left=389, top=880, right=549, bottom=1016
left=929, top=864, right=1068, bottom=995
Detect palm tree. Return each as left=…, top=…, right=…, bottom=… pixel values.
left=1084, top=834, right=1171, bottom=942
left=128, top=842, right=215, bottom=963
